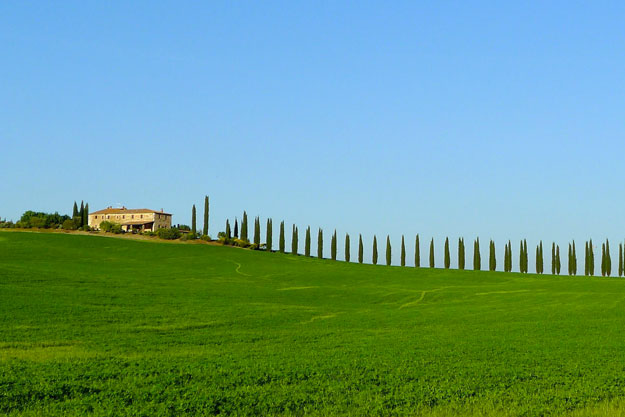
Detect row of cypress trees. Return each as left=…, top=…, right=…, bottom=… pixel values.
left=221, top=211, right=624, bottom=277
left=72, top=201, right=89, bottom=228
left=190, top=196, right=210, bottom=236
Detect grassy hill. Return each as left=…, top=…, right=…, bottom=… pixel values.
left=1, top=230, right=625, bottom=416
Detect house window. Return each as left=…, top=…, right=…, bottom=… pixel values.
left=131, top=215, right=134, bottom=219
left=95, top=216, right=98, bottom=219
left=107, top=215, right=110, bottom=219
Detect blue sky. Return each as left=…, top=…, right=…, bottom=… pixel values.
left=1, top=1, right=624, bottom=266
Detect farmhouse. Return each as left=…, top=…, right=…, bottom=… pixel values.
left=88, top=206, right=172, bottom=232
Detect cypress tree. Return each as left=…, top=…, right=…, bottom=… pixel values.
left=556, top=245, right=561, bottom=275
left=234, top=218, right=239, bottom=238
left=429, top=238, right=435, bottom=268
left=304, top=226, right=311, bottom=256
left=254, top=217, right=261, bottom=246
left=584, top=241, right=589, bottom=276
left=572, top=241, right=577, bottom=275
left=519, top=241, right=524, bottom=273
left=203, top=196, right=209, bottom=236
left=372, top=236, right=378, bottom=265
left=552, top=243, right=556, bottom=275
left=458, top=238, right=465, bottom=270
left=386, top=235, right=392, bottom=266
left=619, top=243, right=623, bottom=277
left=318, top=229, right=323, bottom=259
left=444, top=237, right=451, bottom=269
left=79, top=201, right=85, bottom=227
left=84, top=203, right=89, bottom=227
left=589, top=239, right=594, bottom=276
left=474, top=238, right=481, bottom=271
left=331, top=230, right=337, bottom=261
left=279, top=221, right=285, bottom=253
left=400, top=236, right=406, bottom=267
left=191, top=205, right=197, bottom=235
left=345, top=234, right=351, bottom=262
left=568, top=244, right=573, bottom=276
left=241, top=212, right=248, bottom=241
left=489, top=240, right=496, bottom=271
left=358, top=234, right=364, bottom=264
left=266, top=219, right=272, bottom=252
left=225, top=219, right=231, bottom=239
left=72, top=201, right=79, bottom=219
left=601, top=243, right=606, bottom=277
left=503, top=243, right=508, bottom=272
left=605, top=239, right=612, bottom=276
left=415, top=235, right=421, bottom=268
left=536, top=245, right=540, bottom=274
left=291, top=225, right=298, bottom=255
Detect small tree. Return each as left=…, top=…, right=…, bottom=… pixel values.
left=203, top=196, right=209, bottom=236
left=429, top=238, right=435, bottom=268
left=415, top=234, right=421, bottom=268
left=372, top=235, right=378, bottom=265
left=331, top=230, right=337, bottom=261
left=400, top=236, right=406, bottom=267
left=345, top=234, right=351, bottom=262
left=305, top=226, right=311, bottom=257
left=279, top=221, right=286, bottom=253
left=191, top=205, right=197, bottom=235
left=318, top=229, right=323, bottom=259
left=386, top=235, right=392, bottom=266
left=444, top=237, right=450, bottom=269
left=358, top=234, right=364, bottom=264
left=266, top=219, right=273, bottom=252
left=291, top=225, right=298, bottom=255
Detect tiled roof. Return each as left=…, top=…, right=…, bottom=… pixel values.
left=90, top=207, right=172, bottom=216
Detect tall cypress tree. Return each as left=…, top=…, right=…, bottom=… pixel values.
left=444, top=237, right=451, bottom=269
left=619, top=242, right=623, bottom=277
left=589, top=239, right=594, bottom=276
left=601, top=243, right=606, bottom=277
left=372, top=236, right=378, bottom=265
left=291, top=225, right=298, bottom=255
left=536, top=245, right=540, bottom=274
left=400, top=236, right=406, bottom=267
left=234, top=218, right=239, bottom=238
left=203, top=196, right=209, bottom=236
left=254, top=217, right=261, bottom=247
left=489, top=240, right=496, bottom=271
left=605, top=239, right=612, bottom=276
left=241, top=212, right=248, bottom=241
left=358, top=234, right=364, bottom=264
left=72, top=201, right=79, bottom=219
left=318, top=229, right=323, bottom=259
left=568, top=244, right=573, bottom=276
left=519, top=241, right=524, bottom=273
left=415, top=234, right=421, bottom=268
left=304, top=226, right=311, bottom=256
left=345, top=234, right=351, bottom=262
left=191, top=205, right=197, bottom=235
left=458, top=238, right=465, bottom=270
left=503, top=243, right=508, bottom=272
left=556, top=245, right=561, bottom=275
left=279, top=221, right=285, bottom=253
left=225, top=219, right=231, bottom=239
left=429, top=238, right=435, bottom=268
left=79, top=201, right=85, bottom=227
left=572, top=241, right=577, bottom=275
left=584, top=241, right=589, bottom=276
left=266, top=219, right=272, bottom=252
left=331, top=230, right=337, bottom=261
left=84, top=203, right=89, bottom=228
left=386, top=235, right=392, bottom=266
left=552, top=243, right=556, bottom=275
left=474, top=238, right=481, bottom=271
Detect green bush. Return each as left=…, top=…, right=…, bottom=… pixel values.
left=180, top=232, right=197, bottom=242
left=100, top=221, right=122, bottom=234
left=200, top=235, right=211, bottom=242
left=62, top=219, right=77, bottom=230
left=142, top=231, right=156, bottom=237
left=157, top=228, right=181, bottom=240
left=0, top=220, right=15, bottom=228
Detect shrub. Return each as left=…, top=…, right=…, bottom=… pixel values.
left=143, top=231, right=156, bottom=237
left=0, top=220, right=15, bottom=228
left=180, top=232, right=197, bottom=242
left=62, top=219, right=77, bottom=230
left=100, top=221, right=122, bottom=234
left=200, top=235, right=211, bottom=242
left=157, top=228, right=181, bottom=240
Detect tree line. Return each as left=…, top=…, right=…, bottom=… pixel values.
left=215, top=211, right=625, bottom=277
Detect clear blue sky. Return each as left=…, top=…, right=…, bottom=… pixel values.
left=2, top=1, right=624, bottom=267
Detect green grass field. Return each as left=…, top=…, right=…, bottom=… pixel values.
left=2, top=230, right=625, bottom=416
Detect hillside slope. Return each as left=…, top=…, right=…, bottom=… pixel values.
left=1, top=231, right=625, bottom=416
